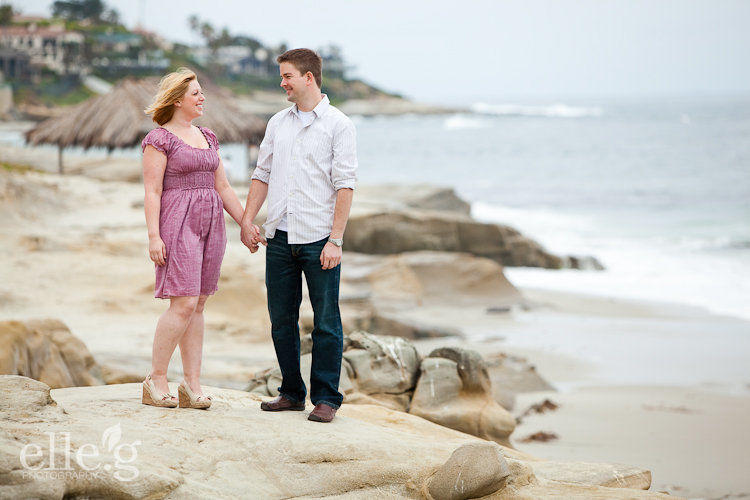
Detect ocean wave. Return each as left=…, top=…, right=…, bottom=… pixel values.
left=442, top=114, right=490, bottom=130
left=471, top=201, right=595, bottom=233
left=471, top=102, right=603, bottom=118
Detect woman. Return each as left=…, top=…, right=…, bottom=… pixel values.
left=140, top=68, right=250, bottom=409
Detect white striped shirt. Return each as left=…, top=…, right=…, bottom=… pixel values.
left=251, top=94, right=358, bottom=244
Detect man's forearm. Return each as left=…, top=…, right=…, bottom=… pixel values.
left=242, top=179, right=269, bottom=225
left=330, top=188, right=354, bottom=239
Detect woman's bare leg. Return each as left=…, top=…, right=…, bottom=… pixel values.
left=150, top=296, right=199, bottom=395
left=179, top=295, right=209, bottom=396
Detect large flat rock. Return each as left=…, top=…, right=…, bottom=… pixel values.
left=0, top=376, right=677, bottom=499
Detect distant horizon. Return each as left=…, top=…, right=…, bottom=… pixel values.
left=8, top=0, right=750, bottom=105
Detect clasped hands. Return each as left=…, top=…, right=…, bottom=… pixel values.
left=240, top=223, right=266, bottom=253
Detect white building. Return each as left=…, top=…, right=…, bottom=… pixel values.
left=0, top=23, right=85, bottom=76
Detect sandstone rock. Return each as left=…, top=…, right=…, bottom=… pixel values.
left=345, top=211, right=567, bottom=268
left=428, top=347, right=478, bottom=383
left=300, top=332, right=314, bottom=354
left=245, top=367, right=274, bottom=396
left=0, top=376, right=672, bottom=499
left=0, top=319, right=104, bottom=388
left=409, top=352, right=517, bottom=446
left=343, top=331, right=420, bottom=394
left=377, top=252, right=521, bottom=306
left=427, top=442, right=511, bottom=500
left=0, top=375, right=60, bottom=419
left=530, top=461, right=653, bottom=490
left=353, top=184, right=471, bottom=215
left=354, top=312, right=462, bottom=340
left=565, top=254, right=606, bottom=271
left=485, top=352, right=555, bottom=411
left=344, top=391, right=412, bottom=412
left=345, top=211, right=606, bottom=271
left=100, top=365, right=144, bottom=385
left=406, top=188, right=471, bottom=215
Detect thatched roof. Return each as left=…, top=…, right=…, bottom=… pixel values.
left=26, top=77, right=266, bottom=150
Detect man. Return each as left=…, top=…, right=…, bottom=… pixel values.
left=240, top=48, right=357, bottom=423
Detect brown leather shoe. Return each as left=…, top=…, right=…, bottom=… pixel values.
left=260, top=395, right=305, bottom=412
left=308, top=403, right=337, bottom=422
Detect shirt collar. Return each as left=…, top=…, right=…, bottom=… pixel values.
left=291, top=94, right=330, bottom=119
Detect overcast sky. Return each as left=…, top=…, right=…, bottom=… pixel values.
left=10, top=0, right=750, bottom=104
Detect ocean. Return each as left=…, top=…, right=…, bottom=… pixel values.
left=352, top=97, right=750, bottom=321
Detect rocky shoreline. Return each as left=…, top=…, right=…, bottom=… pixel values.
left=1, top=318, right=668, bottom=498
left=2, top=152, right=748, bottom=497
left=1, top=373, right=670, bottom=499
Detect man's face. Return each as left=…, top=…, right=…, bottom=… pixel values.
left=279, top=62, right=309, bottom=103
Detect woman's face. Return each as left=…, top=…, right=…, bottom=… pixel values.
left=177, top=79, right=204, bottom=119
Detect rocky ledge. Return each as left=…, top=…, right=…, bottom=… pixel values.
left=0, top=375, right=675, bottom=499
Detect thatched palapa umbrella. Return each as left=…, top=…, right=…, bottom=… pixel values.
left=26, top=77, right=266, bottom=174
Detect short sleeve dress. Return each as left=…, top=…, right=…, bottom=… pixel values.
left=141, top=126, right=227, bottom=299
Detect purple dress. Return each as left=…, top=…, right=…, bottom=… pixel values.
left=141, top=126, right=226, bottom=299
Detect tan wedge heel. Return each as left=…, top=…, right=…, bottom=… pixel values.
left=178, top=380, right=212, bottom=409
left=142, top=375, right=178, bottom=408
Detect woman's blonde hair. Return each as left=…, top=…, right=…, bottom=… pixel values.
left=144, top=67, right=197, bottom=125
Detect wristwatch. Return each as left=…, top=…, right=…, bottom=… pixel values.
left=328, top=237, right=343, bottom=247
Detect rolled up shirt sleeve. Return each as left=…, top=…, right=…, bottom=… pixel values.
left=331, top=119, right=358, bottom=191
left=251, top=116, right=276, bottom=184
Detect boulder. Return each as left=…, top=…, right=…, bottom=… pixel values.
left=353, top=185, right=471, bottom=215
left=345, top=211, right=605, bottom=270
left=427, top=442, right=511, bottom=500
left=0, top=319, right=104, bottom=388
left=409, top=349, right=516, bottom=446
left=354, top=312, right=462, bottom=340
left=530, top=461, right=653, bottom=490
left=428, top=347, right=491, bottom=393
left=485, top=352, right=555, bottom=411
left=343, top=331, right=420, bottom=394
left=0, top=376, right=672, bottom=499
left=349, top=251, right=522, bottom=309
left=345, top=212, right=568, bottom=268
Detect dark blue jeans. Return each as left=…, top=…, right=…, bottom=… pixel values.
left=265, top=230, right=343, bottom=409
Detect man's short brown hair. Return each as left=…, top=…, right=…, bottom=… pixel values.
left=277, top=48, right=322, bottom=88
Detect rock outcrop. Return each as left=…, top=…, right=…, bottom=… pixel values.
left=0, top=375, right=676, bottom=499
left=345, top=211, right=604, bottom=270
left=344, top=331, right=420, bottom=394
left=426, top=442, right=511, bottom=500
left=409, top=348, right=517, bottom=447
left=247, top=334, right=539, bottom=446
left=343, top=251, right=523, bottom=310
left=485, top=352, right=556, bottom=411
left=0, top=319, right=142, bottom=388
left=0, top=319, right=104, bottom=388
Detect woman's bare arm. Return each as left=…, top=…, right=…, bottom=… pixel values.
left=143, top=145, right=167, bottom=266
left=214, top=157, right=245, bottom=225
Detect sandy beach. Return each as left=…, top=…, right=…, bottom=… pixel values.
left=2, top=139, right=750, bottom=498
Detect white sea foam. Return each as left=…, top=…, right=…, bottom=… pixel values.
left=473, top=201, right=750, bottom=322
left=442, top=114, right=490, bottom=130
left=471, top=102, right=603, bottom=118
